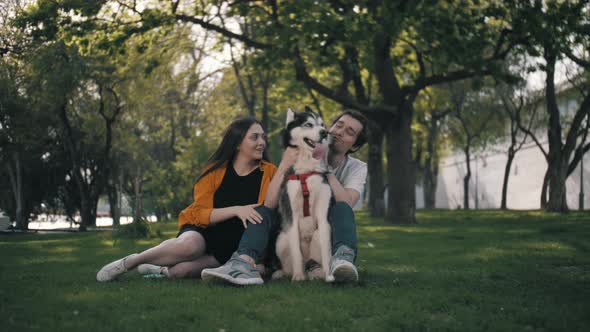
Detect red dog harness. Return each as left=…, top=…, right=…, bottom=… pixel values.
left=287, top=172, right=322, bottom=217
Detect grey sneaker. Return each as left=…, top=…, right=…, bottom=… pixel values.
left=96, top=253, right=137, bottom=282
left=201, top=253, right=264, bottom=285
left=330, top=246, right=358, bottom=283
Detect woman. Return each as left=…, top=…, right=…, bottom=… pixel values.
left=97, top=117, right=276, bottom=281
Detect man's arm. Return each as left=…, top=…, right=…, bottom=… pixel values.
left=264, top=148, right=299, bottom=208
left=327, top=174, right=361, bottom=208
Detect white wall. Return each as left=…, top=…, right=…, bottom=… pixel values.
left=431, top=139, right=590, bottom=210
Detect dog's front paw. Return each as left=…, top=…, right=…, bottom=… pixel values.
left=291, top=273, right=306, bottom=282
left=271, top=270, right=286, bottom=280
left=307, top=267, right=324, bottom=281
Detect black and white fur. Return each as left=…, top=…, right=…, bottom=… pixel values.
left=274, top=106, right=334, bottom=282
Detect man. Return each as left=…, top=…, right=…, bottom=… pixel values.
left=200, top=110, right=368, bottom=285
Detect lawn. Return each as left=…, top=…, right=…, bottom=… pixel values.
left=1, top=210, right=589, bottom=331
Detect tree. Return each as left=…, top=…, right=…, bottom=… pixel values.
left=20, top=39, right=123, bottom=230
left=27, top=1, right=524, bottom=223
left=509, top=0, right=590, bottom=212
left=206, top=1, right=516, bottom=222
left=0, top=1, right=69, bottom=229
left=496, top=81, right=539, bottom=210
left=413, top=89, right=451, bottom=209
left=447, top=80, right=502, bottom=209
left=18, top=1, right=519, bottom=223
left=0, top=61, right=66, bottom=229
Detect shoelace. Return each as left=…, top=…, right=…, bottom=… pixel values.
left=230, top=256, right=256, bottom=273
left=335, top=247, right=355, bottom=262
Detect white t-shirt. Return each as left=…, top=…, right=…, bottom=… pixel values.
left=332, top=155, right=368, bottom=209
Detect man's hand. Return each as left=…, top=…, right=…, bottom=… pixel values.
left=320, top=148, right=334, bottom=173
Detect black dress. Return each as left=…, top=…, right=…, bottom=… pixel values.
left=177, top=162, right=262, bottom=264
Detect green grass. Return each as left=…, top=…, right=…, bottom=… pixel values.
left=1, top=210, right=590, bottom=331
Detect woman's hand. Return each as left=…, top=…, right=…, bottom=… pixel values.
left=234, top=203, right=263, bottom=228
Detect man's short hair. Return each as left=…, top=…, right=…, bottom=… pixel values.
left=331, top=110, right=369, bottom=154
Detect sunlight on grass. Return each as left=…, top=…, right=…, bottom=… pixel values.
left=468, top=241, right=573, bottom=262
left=524, top=241, right=573, bottom=252
left=363, top=226, right=449, bottom=234
left=63, top=291, right=102, bottom=304
left=381, top=264, right=420, bottom=273
left=135, top=239, right=162, bottom=246
left=505, top=229, right=537, bottom=235
left=47, top=246, right=79, bottom=255
left=0, top=237, right=83, bottom=247
left=99, top=239, right=116, bottom=247
left=17, top=256, right=79, bottom=265
left=467, top=247, right=518, bottom=261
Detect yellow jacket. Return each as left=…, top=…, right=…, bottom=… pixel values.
left=178, top=160, right=277, bottom=229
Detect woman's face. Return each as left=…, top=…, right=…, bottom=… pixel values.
left=237, top=123, right=267, bottom=161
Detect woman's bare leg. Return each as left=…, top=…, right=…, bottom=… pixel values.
left=124, top=231, right=206, bottom=269
left=166, top=255, right=221, bottom=279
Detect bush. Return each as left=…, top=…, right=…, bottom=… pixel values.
left=113, top=218, right=152, bottom=239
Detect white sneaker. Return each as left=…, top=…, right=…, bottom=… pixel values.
left=329, top=246, right=359, bottom=283
left=137, top=263, right=164, bottom=275
left=96, top=254, right=137, bottom=282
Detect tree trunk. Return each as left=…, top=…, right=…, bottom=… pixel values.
left=59, top=101, right=94, bottom=231
left=423, top=165, right=437, bottom=209
left=107, top=181, right=120, bottom=228
left=6, top=152, right=25, bottom=229
left=423, top=116, right=441, bottom=209
left=367, top=121, right=385, bottom=217
left=540, top=170, right=549, bottom=209
left=463, top=145, right=471, bottom=210
left=79, top=195, right=97, bottom=231
left=544, top=48, right=568, bottom=212
left=547, top=160, right=569, bottom=212
left=385, top=105, right=416, bottom=224
left=133, top=164, right=143, bottom=223
left=261, top=70, right=271, bottom=133
left=501, top=149, right=515, bottom=210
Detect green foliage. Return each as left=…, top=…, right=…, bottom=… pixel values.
left=7, top=0, right=587, bottom=222
left=0, top=38, right=70, bottom=228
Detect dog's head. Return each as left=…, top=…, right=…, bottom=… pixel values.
left=282, top=106, right=330, bottom=160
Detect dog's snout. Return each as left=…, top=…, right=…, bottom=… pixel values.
left=320, top=129, right=328, bottom=140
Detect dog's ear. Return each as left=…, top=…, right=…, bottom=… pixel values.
left=286, top=108, right=296, bottom=126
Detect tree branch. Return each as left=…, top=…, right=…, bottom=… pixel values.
left=408, top=68, right=493, bottom=95
left=175, top=14, right=271, bottom=49
left=401, top=38, right=426, bottom=83
left=567, top=142, right=590, bottom=177
left=565, top=49, right=590, bottom=69
left=293, top=46, right=394, bottom=114
left=518, top=121, right=548, bottom=160
left=563, top=93, right=590, bottom=159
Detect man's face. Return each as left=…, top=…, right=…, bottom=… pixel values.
left=328, top=114, right=363, bottom=154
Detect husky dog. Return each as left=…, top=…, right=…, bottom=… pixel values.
left=274, top=106, right=334, bottom=282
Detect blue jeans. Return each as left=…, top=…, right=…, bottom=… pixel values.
left=236, top=202, right=357, bottom=263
